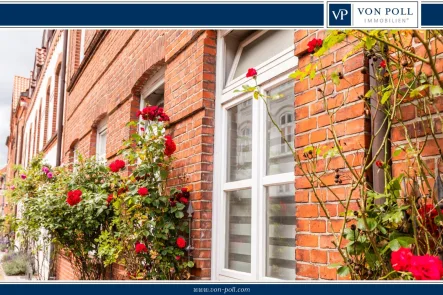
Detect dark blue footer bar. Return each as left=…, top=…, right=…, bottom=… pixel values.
left=0, top=3, right=324, bottom=27
left=0, top=283, right=442, bottom=295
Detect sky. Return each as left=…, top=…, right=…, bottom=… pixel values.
left=0, top=29, right=43, bottom=167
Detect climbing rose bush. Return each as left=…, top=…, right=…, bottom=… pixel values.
left=7, top=106, right=192, bottom=280
left=239, top=30, right=443, bottom=281
left=96, top=106, right=193, bottom=280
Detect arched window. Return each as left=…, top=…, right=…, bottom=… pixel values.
left=95, top=118, right=107, bottom=162
left=215, top=30, right=296, bottom=281
left=140, top=67, right=165, bottom=109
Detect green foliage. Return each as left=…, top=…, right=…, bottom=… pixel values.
left=1, top=252, right=28, bottom=276
left=9, top=113, right=193, bottom=280
left=98, top=120, right=192, bottom=280
left=273, top=29, right=443, bottom=280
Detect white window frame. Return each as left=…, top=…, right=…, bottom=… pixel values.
left=79, top=29, right=86, bottom=63
left=96, top=119, right=107, bottom=162
left=140, top=67, right=165, bottom=109
left=212, top=30, right=297, bottom=282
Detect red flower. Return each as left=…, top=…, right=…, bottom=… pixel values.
left=164, top=135, right=176, bottom=157
left=179, top=197, right=189, bottom=205
left=375, top=160, right=384, bottom=168
left=66, top=190, right=82, bottom=206
left=409, top=255, right=443, bottom=280
left=175, top=255, right=181, bottom=261
left=138, top=187, right=149, bottom=196
left=169, top=199, right=177, bottom=207
left=107, top=194, right=113, bottom=204
left=391, top=247, right=413, bottom=271
left=135, top=243, right=148, bottom=254
left=380, top=60, right=387, bottom=68
left=176, top=237, right=186, bottom=249
left=181, top=187, right=188, bottom=193
left=138, top=106, right=170, bottom=122
left=246, top=68, right=257, bottom=78
left=307, top=38, right=323, bottom=53
left=109, top=159, right=125, bottom=172
left=418, top=204, right=441, bottom=235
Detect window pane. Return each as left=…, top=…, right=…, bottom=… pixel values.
left=266, top=81, right=295, bottom=175
left=97, top=129, right=107, bottom=161
left=234, top=30, right=294, bottom=80
left=227, top=100, right=252, bottom=182
left=143, top=83, right=164, bottom=107
left=226, top=189, right=251, bottom=273
left=266, top=184, right=295, bottom=280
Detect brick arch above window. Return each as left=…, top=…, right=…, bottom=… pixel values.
left=131, top=60, right=165, bottom=97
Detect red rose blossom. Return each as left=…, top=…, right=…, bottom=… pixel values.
left=307, top=38, right=323, bottom=53
left=109, top=159, right=125, bottom=172
left=246, top=68, right=257, bottom=78
left=380, top=60, right=387, bottom=69
left=418, top=204, right=441, bottom=235
left=66, top=189, right=82, bottom=206
left=179, top=197, right=189, bottom=205
left=181, top=187, right=188, bottom=193
left=164, top=135, right=176, bottom=157
left=138, top=106, right=170, bottom=122
left=175, top=255, right=181, bottom=261
left=176, top=237, right=186, bottom=249
left=135, top=243, right=148, bottom=254
left=375, top=160, right=384, bottom=168
left=138, top=187, right=149, bottom=196
left=409, top=255, right=443, bottom=280
left=107, top=194, right=113, bottom=205
left=391, top=247, right=413, bottom=271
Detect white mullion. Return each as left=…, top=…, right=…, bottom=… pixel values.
left=218, top=104, right=229, bottom=278
left=250, top=89, right=260, bottom=281
left=213, top=31, right=225, bottom=280
left=257, top=92, right=267, bottom=280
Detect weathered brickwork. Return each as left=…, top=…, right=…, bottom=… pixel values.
left=7, top=29, right=442, bottom=281
left=57, top=29, right=216, bottom=280
left=293, top=30, right=368, bottom=280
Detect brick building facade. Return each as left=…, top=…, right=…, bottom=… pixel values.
left=5, top=29, right=442, bottom=281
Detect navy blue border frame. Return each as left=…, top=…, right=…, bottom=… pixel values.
left=0, top=2, right=324, bottom=27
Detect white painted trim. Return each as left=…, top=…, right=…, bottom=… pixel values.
left=226, top=30, right=268, bottom=84
left=213, top=30, right=297, bottom=281
left=140, top=66, right=166, bottom=100
left=79, top=29, right=86, bottom=63
left=96, top=118, right=107, bottom=161
left=262, top=173, right=294, bottom=186
left=212, top=31, right=224, bottom=280
left=223, top=179, right=252, bottom=191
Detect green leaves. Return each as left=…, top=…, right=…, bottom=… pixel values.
left=410, top=84, right=429, bottom=98
left=331, top=71, right=340, bottom=86
left=337, top=266, right=350, bottom=277
left=314, top=31, right=347, bottom=57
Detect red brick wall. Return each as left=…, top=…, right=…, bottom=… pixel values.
left=164, top=30, right=216, bottom=279
left=58, top=29, right=215, bottom=280
left=390, top=35, right=443, bottom=192
left=293, top=30, right=368, bottom=280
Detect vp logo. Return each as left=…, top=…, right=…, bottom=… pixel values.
left=329, top=3, right=352, bottom=26
left=332, top=9, right=348, bottom=20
